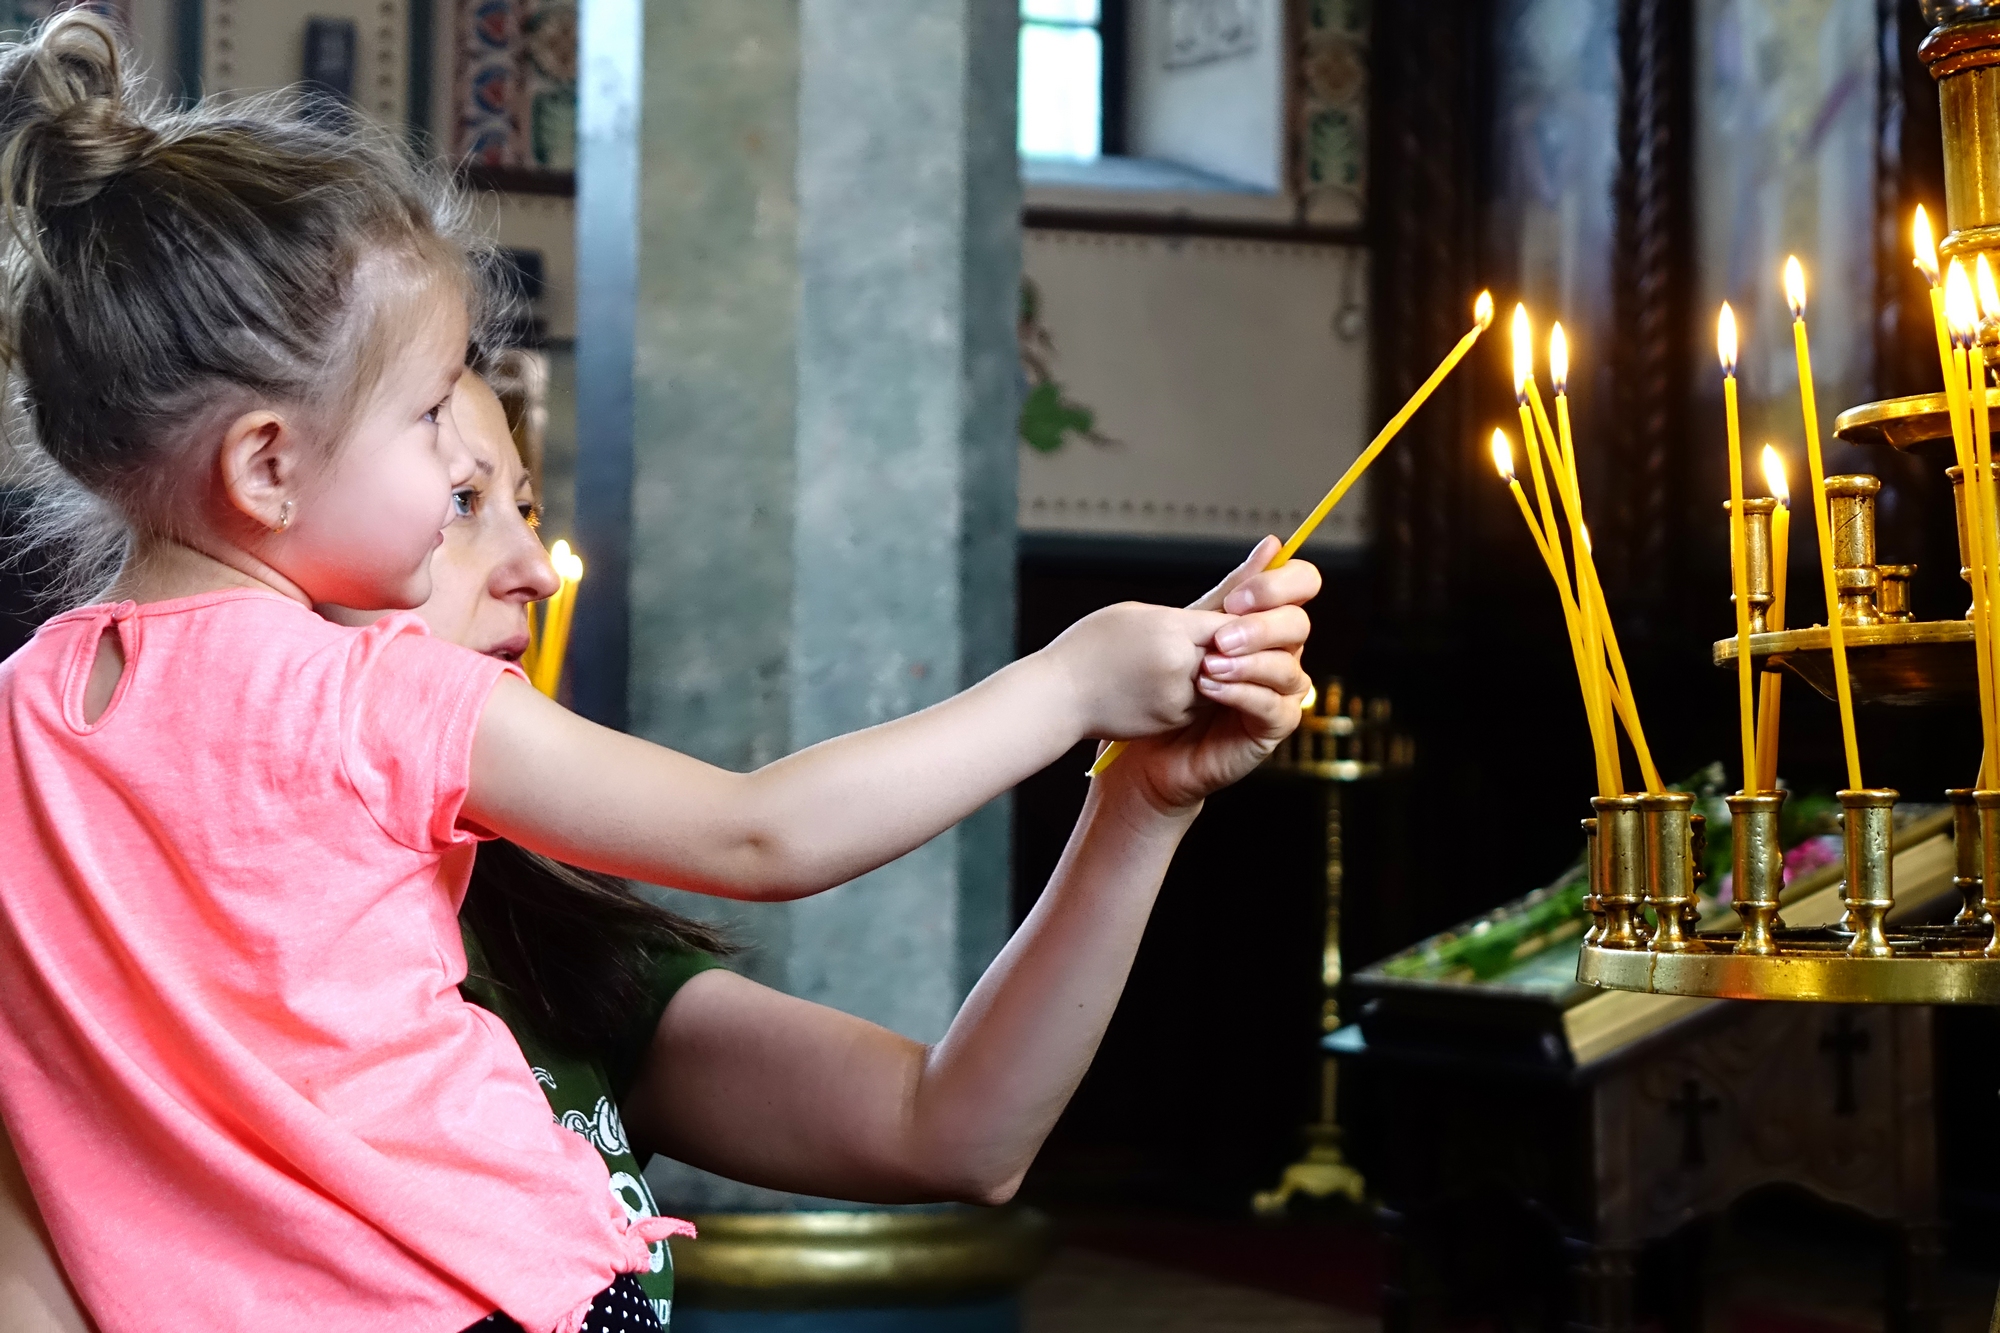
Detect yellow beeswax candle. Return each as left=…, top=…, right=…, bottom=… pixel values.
left=1514, top=309, right=1615, bottom=794
left=1785, top=256, right=1863, bottom=791
left=1494, top=427, right=1583, bottom=664
left=1944, top=268, right=1999, bottom=780
left=1718, top=303, right=1760, bottom=793
left=1088, top=293, right=1496, bottom=777
left=1966, top=260, right=2000, bottom=780
left=1551, top=324, right=1633, bottom=793
left=1755, top=446, right=1790, bottom=792
left=532, top=540, right=584, bottom=698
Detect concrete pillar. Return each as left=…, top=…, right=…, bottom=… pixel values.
left=576, top=0, right=1020, bottom=1213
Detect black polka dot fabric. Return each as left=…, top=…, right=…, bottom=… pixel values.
left=461, top=1274, right=662, bottom=1333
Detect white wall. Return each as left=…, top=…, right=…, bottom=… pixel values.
left=200, top=0, right=407, bottom=123
left=1019, top=229, right=1369, bottom=549
left=1126, top=0, right=1285, bottom=192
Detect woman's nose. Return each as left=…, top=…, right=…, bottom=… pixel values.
left=500, top=524, right=562, bottom=603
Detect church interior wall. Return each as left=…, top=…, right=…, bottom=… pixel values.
left=8, top=1, right=2000, bottom=1323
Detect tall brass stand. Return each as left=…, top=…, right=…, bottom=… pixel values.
left=1252, top=684, right=1411, bottom=1217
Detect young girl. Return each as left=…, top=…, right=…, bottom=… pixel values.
left=0, top=15, right=1315, bottom=1333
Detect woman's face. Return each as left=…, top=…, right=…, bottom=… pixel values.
left=322, top=372, right=558, bottom=656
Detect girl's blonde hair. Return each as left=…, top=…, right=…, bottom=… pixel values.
left=0, top=10, right=498, bottom=600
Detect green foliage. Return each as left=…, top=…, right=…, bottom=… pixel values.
left=1019, top=381, right=1096, bottom=455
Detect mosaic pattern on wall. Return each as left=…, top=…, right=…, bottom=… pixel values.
left=453, top=0, right=576, bottom=176
left=1294, top=0, right=1367, bottom=226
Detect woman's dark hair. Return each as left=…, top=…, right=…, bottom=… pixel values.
left=0, top=11, right=493, bottom=600
left=461, top=840, right=733, bottom=1057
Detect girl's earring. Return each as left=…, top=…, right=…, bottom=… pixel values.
left=275, top=500, right=294, bottom=533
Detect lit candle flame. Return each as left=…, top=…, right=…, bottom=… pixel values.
left=1717, top=302, right=1738, bottom=375
left=1948, top=257, right=1978, bottom=347
left=1549, top=323, right=1569, bottom=396
left=1300, top=682, right=1318, bottom=712
left=1914, top=205, right=1941, bottom=288
left=1473, top=290, right=1494, bottom=331
left=550, top=538, right=584, bottom=582
left=1762, top=444, right=1789, bottom=507
left=1490, top=427, right=1515, bottom=482
left=1783, top=256, right=1807, bottom=322
left=1511, top=303, right=1532, bottom=403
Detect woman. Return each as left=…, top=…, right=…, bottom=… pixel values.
left=0, top=373, right=1318, bottom=1329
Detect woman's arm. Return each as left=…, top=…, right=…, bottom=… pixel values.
left=618, top=555, right=1318, bottom=1201
left=466, top=542, right=1310, bottom=902
left=0, top=1121, right=95, bottom=1333
left=621, top=772, right=1198, bottom=1203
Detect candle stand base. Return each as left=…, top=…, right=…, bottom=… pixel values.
left=1579, top=928, right=2000, bottom=1003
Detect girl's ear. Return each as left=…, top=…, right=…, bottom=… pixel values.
left=216, top=410, right=301, bottom=532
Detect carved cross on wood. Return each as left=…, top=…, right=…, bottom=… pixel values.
left=1818, top=1012, right=1871, bottom=1116
left=1667, top=1078, right=1721, bottom=1169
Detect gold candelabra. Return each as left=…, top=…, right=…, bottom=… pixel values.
left=1578, top=12, right=2000, bottom=1005
left=1252, top=682, right=1412, bottom=1216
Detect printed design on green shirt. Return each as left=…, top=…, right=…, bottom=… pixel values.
left=531, top=1065, right=674, bottom=1325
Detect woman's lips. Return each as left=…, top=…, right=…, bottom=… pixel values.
left=487, top=632, right=531, bottom=662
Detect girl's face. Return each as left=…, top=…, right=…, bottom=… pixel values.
left=284, top=295, right=475, bottom=611
left=323, top=372, right=559, bottom=656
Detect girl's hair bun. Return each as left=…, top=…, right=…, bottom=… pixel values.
left=0, top=10, right=154, bottom=228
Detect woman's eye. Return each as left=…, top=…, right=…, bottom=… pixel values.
left=451, top=488, right=478, bottom=520
left=519, top=504, right=540, bottom=528
left=423, top=397, right=450, bottom=424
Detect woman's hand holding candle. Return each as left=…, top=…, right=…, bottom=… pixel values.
left=1718, top=303, right=1760, bottom=793
left=1786, top=256, right=1864, bottom=792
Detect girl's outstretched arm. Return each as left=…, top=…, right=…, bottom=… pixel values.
left=464, top=540, right=1316, bottom=902
left=616, top=558, right=1315, bottom=1201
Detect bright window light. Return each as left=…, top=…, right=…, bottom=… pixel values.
left=1019, top=1, right=1103, bottom=161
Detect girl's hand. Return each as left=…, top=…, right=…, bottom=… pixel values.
left=1040, top=602, right=1236, bottom=742
left=1111, top=537, right=1319, bottom=814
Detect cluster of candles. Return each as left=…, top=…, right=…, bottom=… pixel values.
left=1914, top=207, right=2000, bottom=789
left=1487, top=245, right=1924, bottom=803
left=521, top=538, right=585, bottom=698
left=1489, top=307, right=1662, bottom=798
left=1486, top=207, right=2000, bottom=805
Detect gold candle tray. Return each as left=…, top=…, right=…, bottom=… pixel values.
left=1713, top=619, right=1975, bottom=705
left=1578, top=810, right=2000, bottom=1003
left=1578, top=927, right=2000, bottom=1003
left=1833, top=386, right=2000, bottom=449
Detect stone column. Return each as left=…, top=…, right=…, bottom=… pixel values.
left=577, top=0, right=1020, bottom=1212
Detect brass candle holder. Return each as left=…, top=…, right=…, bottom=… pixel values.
left=1581, top=816, right=1603, bottom=945
left=1727, top=497, right=1778, bottom=632
left=1948, top=788, right=1989, bottom=926
left=1580, top=10, right=2000, bottom=1005
left=1839, top=790, right=1899, bottom=958
left=1948, top=462, right=2000, bottom=618
left=1825, top=475, right=1884, bottom=626
left=1592, top=795, right=1649, bottom=950
left=1728, top=792, right=1787, bottom=955
left=1640, top=792, right=1697, bottom=953
left=1878, top=565, right=1917, bottom=622
left=1979, top=791, right=2000, bottom=956
left=1968, top=784, right=2000, bottom=948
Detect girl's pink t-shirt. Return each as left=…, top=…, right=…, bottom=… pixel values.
left=0, top=590, right=666, bottom=1333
